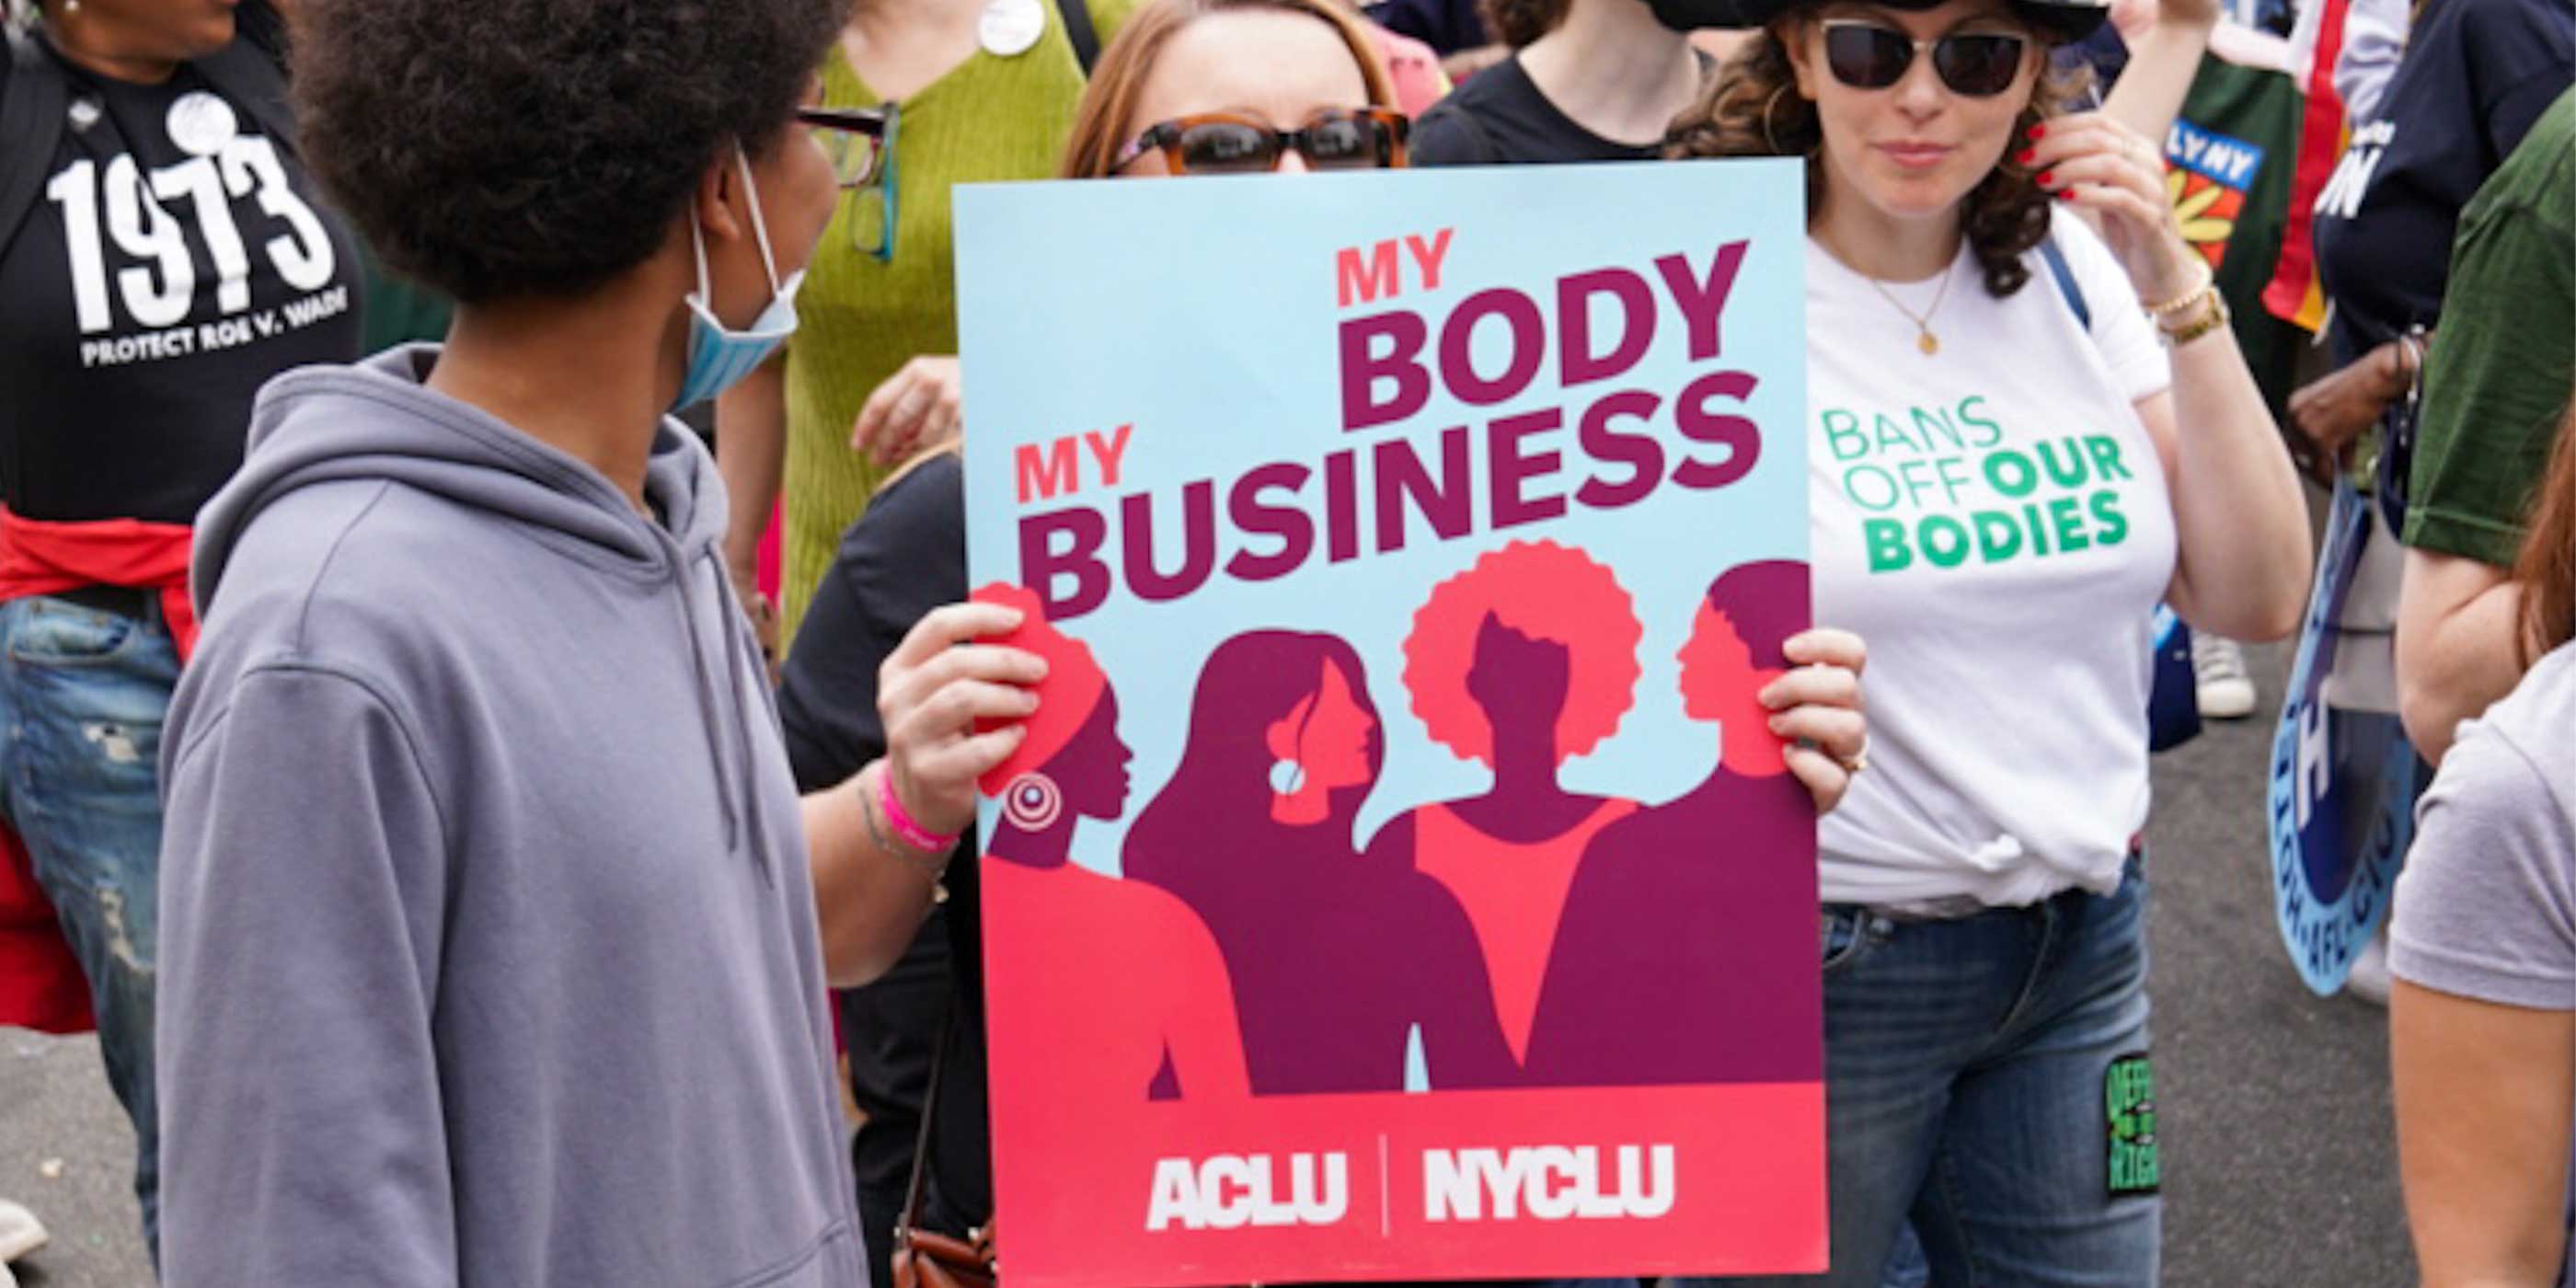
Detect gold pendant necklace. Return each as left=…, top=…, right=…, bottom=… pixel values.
left=1862, top=263, right=1954, bottom=356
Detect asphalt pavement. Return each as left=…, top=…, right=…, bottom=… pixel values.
left=0, top=642, right=2413, bottom=1286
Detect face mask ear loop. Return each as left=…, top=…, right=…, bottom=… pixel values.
left=689, top=202, right=714, bottom=307
left=734, top=141, right=785, bottom=296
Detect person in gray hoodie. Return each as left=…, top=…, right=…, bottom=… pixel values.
left=153, top=2, right=1052, bottom=1283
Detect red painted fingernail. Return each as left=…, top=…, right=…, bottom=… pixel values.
left=2056, top=189, right=2076, bottom=200
left=2017, top=148, right=2035, bottom=165
left=2028, top=123, right=2045, bottom=140
left=2037, top=170, right=2053, bottom=186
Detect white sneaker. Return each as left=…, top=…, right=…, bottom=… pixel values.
left=0, top=1199, right=45, bottom=1263
left=2345, top=934, right=2393, bottom=1006
left=2193, top=632, right=2258, bottom=719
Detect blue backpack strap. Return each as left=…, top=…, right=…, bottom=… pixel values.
left=0, top=25, right=69, bottom=254
left=2038, top=232, right=2090, bottom=331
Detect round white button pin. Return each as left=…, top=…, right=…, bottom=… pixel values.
left=978, top=0, right=1046, bottom=57
left=166, top=91, right=237, bottom=157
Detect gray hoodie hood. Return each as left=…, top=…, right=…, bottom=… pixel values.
left=156, top=345, right=862, bottom=1286
left=194, top=346, right=774, bottom=871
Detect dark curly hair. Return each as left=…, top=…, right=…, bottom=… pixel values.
left=292, top=0, right=845, bottom=304
left=1664, top=19, right=2092, bottom=298
left=1480, top=0, right=1570, bottom=46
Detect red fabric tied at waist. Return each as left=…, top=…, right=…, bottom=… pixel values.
left=0, top=827, right=93, bottom=1035
left=0, top=506, right=196, bottom=1034
left=0, top=506, right=198, bottom=661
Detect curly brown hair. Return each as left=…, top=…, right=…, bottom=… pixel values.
left=1663, top=20, right=2093, bottom=299
left=1480, top=0, right=1570, bottom=47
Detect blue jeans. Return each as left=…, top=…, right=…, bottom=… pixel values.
left=1689, top=859, right=2158, bottom=1288
left=0, top=594, right=176, bottom=1250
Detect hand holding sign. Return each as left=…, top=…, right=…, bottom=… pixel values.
left=877, top=600, right=1047, bottom=838
left=1764, top=627, right=1869, bottom=814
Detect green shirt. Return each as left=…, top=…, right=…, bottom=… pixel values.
left=357, top=247, right=454, bottom=354
left=2403, top=87, right=2575, bottom=568
left=780, top=0, right=1132, bottom=641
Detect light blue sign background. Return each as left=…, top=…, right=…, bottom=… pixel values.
left=957, top=161, right=1810, bottom=877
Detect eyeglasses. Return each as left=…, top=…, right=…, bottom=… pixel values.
left=1113, top=109, right=1409, bottom=176
left=798, top=102, right=898, bottom=262
left=798, top=106, right=890, bottom=188
left=1821, top=20, right=2030, bottom=98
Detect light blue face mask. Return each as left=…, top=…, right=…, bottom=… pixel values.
left=672, top=144, right=807, bottom=411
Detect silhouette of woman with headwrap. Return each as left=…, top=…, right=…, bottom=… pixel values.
left=971, top=584, right=1250, bottom=1107
left=1368, top=540, right=1646, bottom=1069
left=1124, top=631, right=1516, bottom=1094
left=1523, top=560, right=1823, bottom=1087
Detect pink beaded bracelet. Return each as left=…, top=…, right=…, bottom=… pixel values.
left=879, top=765, right=960, bottom=854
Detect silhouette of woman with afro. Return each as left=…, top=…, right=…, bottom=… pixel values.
left=1124, top=631, right=1517, bottom=1094
left=1368, top=539, right=1647, bottom=1068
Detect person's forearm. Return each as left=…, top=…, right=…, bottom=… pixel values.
left=2396, top=550, right=2524, bottom=764
left=803, top=765, right=947, bottom=989
left=2393, top=981, right=2576, bottom=1288
left=2167, top=328, right=2314, bottom=640
left=715, top=360, right=788, bottom=582
left=2101, top=15, right=2218, bottom=155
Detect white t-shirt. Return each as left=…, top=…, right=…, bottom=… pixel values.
left=1809, top=211, right=2178, bottom=907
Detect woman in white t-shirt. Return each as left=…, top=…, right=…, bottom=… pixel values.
left=1663, top=0, right=2310, bottom=1282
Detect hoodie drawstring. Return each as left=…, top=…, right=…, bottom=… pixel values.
left=707, top=547, right=776, bottom=885
left=657, top=528, right=755, bottom=877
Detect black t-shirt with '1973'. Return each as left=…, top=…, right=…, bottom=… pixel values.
left=0, top=35, right=361, bottom=524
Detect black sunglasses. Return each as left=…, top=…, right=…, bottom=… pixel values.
left=1113, top=109, right=1409, bottom=175
left=1821, top=19, right=2030, bottom=98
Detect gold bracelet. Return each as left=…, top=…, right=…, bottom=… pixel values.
left=2157, top=286, right=2230, bottom=347
left=2141, top=259, right=2216, bottom=317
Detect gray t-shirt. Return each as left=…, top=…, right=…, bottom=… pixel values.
left=2391, top=640, right=2576, bottom=1288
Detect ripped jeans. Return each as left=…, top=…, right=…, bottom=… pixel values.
left=0, top=593, right=176, bottom=1252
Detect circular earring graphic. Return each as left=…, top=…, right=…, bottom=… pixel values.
left=1004, top=772, right=1062, bottom=832
left=1268, top=758, right=1308, bottom=796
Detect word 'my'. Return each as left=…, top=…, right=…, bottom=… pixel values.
left=1335, top=227, right=1455, bottom=308
left=1016, top=424, right=1135, bottom=505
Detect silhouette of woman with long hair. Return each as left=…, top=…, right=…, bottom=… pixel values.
left=1124, top=631, right=1516, bottom=1094
left=972, top=584, right=1250, bottom=1110
left=1369, top=540, right=1646, bottom=1068
left=1524, top=560, right=1823, bottom=1087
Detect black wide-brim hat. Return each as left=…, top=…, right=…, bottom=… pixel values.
left=1713, top=0, right=2110, bottom=41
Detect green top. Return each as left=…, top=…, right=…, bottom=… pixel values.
left=2403, top=87, right=2575, bottom=568
left=357, top=247, right=454, bottom=354
left=781, top=0, right=1133, bottom=640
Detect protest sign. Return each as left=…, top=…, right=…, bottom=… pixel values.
left=957, top=159, right=1820, bottom=1286
left=2268, top=479, right=2417, bottom=995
